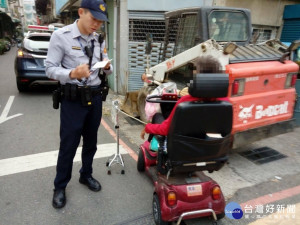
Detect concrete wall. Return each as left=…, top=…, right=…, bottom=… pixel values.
left=127, top=0, right=212, bottom=11
left=118, top=0, right=129, bottom=94
left=213, top=0, right=299, bottom=27
left=106, top=0, right=115, bottom=91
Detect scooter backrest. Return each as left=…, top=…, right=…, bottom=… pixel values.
left=167, top=100, right=233, bottom=162
left=167, top=73, right=232, bottom=163
left=188, top=73, right=229, bottom=98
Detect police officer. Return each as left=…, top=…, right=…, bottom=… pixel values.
left=45, top=0, right=113, bottom=209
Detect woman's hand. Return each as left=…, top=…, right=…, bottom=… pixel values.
left=141, top=73, right=147, bottom=82
left=140, top=127, right=146, bottom=140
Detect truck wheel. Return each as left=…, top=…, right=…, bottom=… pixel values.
left=137, top=149, right=145, bottom=172
left=153, top=194, right=169, bottom=225
left=137, top=86, right=155, bottom=122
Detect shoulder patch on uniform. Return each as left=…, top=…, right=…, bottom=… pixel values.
left=62, top=27, right=71, bottom=33
left=72, top=46, right=81, bottom=50
left=103, top=48, right=107, bottom=54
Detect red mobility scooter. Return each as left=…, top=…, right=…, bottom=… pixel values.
left=137, top=73, right=233, bottom=225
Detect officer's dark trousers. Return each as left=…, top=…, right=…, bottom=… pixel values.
left=54, top=95, right=102, bottom=190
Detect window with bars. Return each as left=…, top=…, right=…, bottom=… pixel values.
left=172, top=14, right=198, bottom=55
left=252, top=29, right=272, bottom=43
left=128, top=18, right=170, bottom=91
left=129, top=19, right=166, bottom=42
left=127, top=13, right=198, bottom=90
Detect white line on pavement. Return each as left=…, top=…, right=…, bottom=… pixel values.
left=0, top=96, right=23, bottom=125
left=0, top=143, right=128, bottom=177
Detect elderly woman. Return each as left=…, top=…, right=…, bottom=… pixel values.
left=140, top=55, right=224, bottom=140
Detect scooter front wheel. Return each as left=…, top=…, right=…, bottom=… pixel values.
left=153, top=194, right=169, bottom=225
left=137, top=149, right=145, bottom=172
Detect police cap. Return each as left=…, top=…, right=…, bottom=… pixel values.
left=81, top=0, right=108, bottom=21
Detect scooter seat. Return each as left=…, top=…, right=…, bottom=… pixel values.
left=152, top=73, right=233, bottom=175
left=170, top=101, right=231, bottom=151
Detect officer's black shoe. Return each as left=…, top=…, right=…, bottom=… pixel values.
left=52, top=189, right=66, bottom=209
left=79, top=176, right=101, bottom=192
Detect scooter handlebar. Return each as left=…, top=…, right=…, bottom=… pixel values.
left=146, top=95, right=179, bottom=103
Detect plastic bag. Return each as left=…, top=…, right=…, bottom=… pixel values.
left=111, top=100, right=119, bottom=126
left=151, top=82, right=177, bottom=96
left=145, top=82, right=177, bottom=121
left=150, top=136, right=159, bottom=151
left=145, top=101, right=160, bottom=121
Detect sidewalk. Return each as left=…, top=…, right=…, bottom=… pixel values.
left=103, top=90, right=300, bottom=202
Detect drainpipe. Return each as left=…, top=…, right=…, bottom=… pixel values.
left=113, top=0, right=119, bottom=93
left=276, top=0, right=282, bottom=39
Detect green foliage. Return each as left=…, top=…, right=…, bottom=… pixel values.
left=3, top=36, right=12, bottom=44
left=0, top=41, right=5, bottom=55
left=0, top=39, right=10, bottom=53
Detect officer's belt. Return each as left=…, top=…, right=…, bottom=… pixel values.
left=61, top=84, right=102, bottom=96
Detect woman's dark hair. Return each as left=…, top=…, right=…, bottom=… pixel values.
left=195, top=56, right=222, bottom=73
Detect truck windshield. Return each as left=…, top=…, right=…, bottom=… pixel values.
left=208, top=11, right=248, bottom=42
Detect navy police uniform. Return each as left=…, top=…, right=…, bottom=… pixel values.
left=45, top=0, right=112, bottom=203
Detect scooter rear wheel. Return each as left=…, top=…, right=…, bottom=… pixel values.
left=217, top=212, right=225, bottom=220
left=153, top=194, right=169, bottom=225
left=137, top=149, right=145, bottom=172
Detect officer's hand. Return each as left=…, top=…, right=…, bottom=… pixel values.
left=70, top=64, right=91, bottom=79
left=103, top=58, right=111, bottom=70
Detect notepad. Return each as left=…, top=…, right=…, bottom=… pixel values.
left=92, top=59, right=112, bottom=69
left=207, top=133, right=222, bottom=138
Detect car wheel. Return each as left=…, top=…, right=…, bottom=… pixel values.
left=153, top=194, right=169, bottom=225
left=137, top=149, right=145, bottom=172
left=17, top=81, right=29, bottom=92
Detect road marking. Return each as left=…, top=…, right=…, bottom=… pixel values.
left=248, top=203, right=300, bottom=225
left=241, top=185, right=300, bottom=209
left=101, top=119, right=138, bottom=161
left=0, top=96, right=23, bottom=125
left=0, top=143, right=128, bottom=177
left=2, top=111, right=299, bottom=222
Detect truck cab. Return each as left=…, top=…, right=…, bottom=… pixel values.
left=162, top=7, right=252, bottom=60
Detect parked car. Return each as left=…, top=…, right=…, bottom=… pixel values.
left=14, top=31, right=57, bottom=92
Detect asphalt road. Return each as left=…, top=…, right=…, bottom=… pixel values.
left=0, top=47, right=155, bottom=225
left=0, top=47, right=300, bottom=225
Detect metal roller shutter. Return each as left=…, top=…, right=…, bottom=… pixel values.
left=128, top=11, right=174, bottom=91
left=281, top=19, right=300, bottom=42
